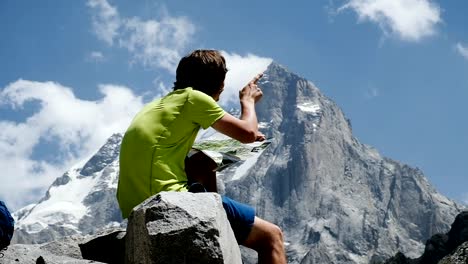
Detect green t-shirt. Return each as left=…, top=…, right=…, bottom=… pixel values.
left=117, top=87, right=225, bottom=218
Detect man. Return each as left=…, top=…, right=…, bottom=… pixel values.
left=117, top=50, right=286, bottom=263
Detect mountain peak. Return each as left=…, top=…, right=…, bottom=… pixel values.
left=80, top=133, right=123, bottom=177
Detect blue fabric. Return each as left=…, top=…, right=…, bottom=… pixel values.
left=187, top=182, right=255, bottom=244
left=0, top=201, right=14, bottom=250
left=221, top=196, right=255, bottom=244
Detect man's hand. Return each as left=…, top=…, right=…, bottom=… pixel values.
left=239, top=73, right=263, bottom=104
left=256, top=131, right=266, bottom=141
left=212, top=73, right=265, bottom=144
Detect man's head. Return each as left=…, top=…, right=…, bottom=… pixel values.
left=173, top=50, right=228, bottom=100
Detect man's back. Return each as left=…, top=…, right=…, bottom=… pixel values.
left=117, top=87, right=224, bottom=218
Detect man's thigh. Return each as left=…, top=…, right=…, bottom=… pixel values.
left=221, top=196, right=256, bottom=244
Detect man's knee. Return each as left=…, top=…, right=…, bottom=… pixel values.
left=243, top=218, right=287, bottom=263
left=266, top=223, right=284, bottom=248
left=244, top=217, right=284, bottom=252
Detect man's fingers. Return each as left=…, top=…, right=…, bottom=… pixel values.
left=255, top=133, right=266, bottom=142
left=250, top=73, right=264, bottom=85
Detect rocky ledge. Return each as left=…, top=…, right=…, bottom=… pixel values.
left=1, top=192, right=241, bottom=264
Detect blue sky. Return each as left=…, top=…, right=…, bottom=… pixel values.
left=1, top=0, right=467, bottom=211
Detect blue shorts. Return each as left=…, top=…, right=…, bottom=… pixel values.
left=188, top=183, right=255, bottom=244
left=221, top=196, right=255, bottom=244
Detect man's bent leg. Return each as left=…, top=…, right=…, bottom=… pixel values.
left=242, top=217, right=287, bottom=264
left=220, top=196, right=286, bottom=263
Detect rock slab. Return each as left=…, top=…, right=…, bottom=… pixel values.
left=125, top=192, right=242, bottom=264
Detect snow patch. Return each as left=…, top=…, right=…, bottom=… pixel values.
left=12, top=203, right=36, bottom=222
left=102, top=159, right=120, bottom=188
left=258, top=122, right=269, bottom=129
left=347, top=252, right=366, bottom=263
left=297, top=102, right=321, bottom=115
left=16, top=170, right=97, bottom=233
left=312, top=123, right=318, bottom=132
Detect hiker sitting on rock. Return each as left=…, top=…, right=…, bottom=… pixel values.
left=117, top=49, right=286, bottom=263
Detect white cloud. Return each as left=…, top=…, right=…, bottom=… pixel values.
left=152, top=77, right=171, bottom=98
left=87, top=0, right=195, bottom=72
left=0, top=80, right=144, bottom=210
left=87, top=0, right=120, bottom=45
left=219, top=52, right=273, bottom=107
left=88, top=51, right=105, bottom=62
left=456, top=43, right=468, bottom=60
left=120, top=16, right=195, bottom=72
left=338, top=0, right=441, bottom=42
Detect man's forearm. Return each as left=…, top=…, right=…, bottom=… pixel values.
left=240, top=100, right=259, bottom=132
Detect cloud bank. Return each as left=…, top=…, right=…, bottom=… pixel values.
left=0, top=80, right=144, bottom=210
left=339, top=0, right=441, bottom=42
left=87, top=0, right=195, bottom=72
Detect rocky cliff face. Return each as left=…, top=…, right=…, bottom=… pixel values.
left=12, top=62, right=465, bottom=263
left=223, top=63, right=465, bottom=263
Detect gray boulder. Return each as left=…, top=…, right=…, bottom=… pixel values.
left=438, top=241, right=468, bottom=264
left=125, top=192, right=242, bottom=264
left=0, top=243, right=104, bottom=264
left=79, top=229, right=126, bottom=264
left=380, top=211, right=468, bottom=264
left=1, top=228, right=125, bottom=263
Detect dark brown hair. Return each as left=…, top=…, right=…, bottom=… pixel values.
left=173, top=50, right=228, bottom=96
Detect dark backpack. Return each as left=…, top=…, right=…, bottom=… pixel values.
left=0, top=201, right=14, bottom=251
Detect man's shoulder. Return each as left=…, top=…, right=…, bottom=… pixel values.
left=185, top=88, right=215, bottom=101
left=160, top=87, right=208, bottom=105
